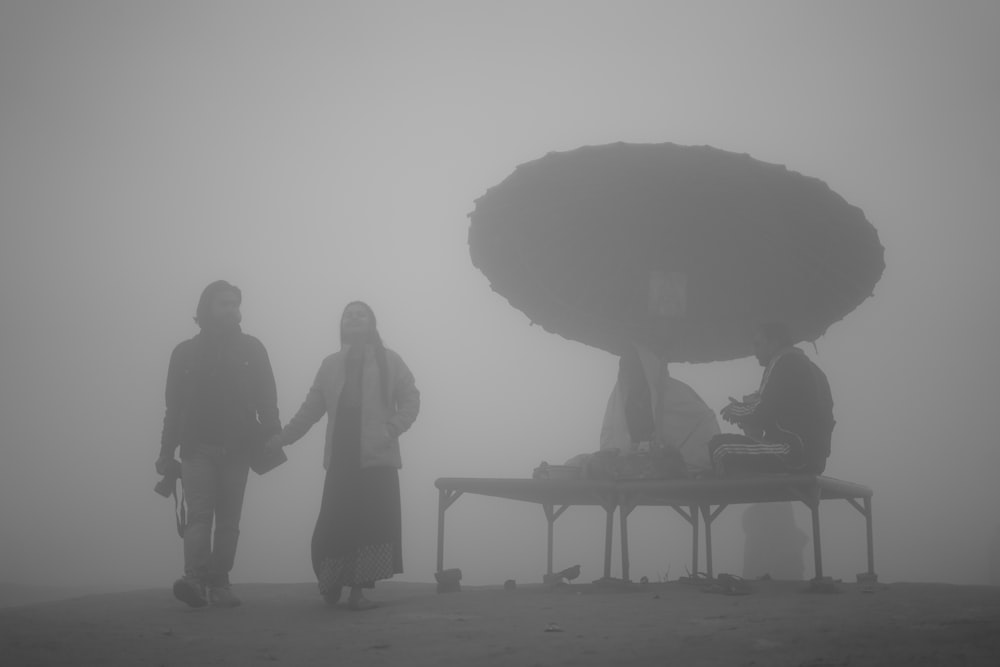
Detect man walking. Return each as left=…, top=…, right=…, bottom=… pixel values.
left=158, top=280, right=281, bottom=607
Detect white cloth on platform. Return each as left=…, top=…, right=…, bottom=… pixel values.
left=600, top=345, right=719, bottom=473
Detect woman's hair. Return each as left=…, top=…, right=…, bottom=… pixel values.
left=341, top=300, right=391, bottom=407
left=618, top=345, right=654, bottom=444
left=194, top=280, right=241, bottom=328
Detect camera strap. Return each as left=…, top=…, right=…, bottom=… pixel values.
left=172, top=484, right=186, bottom=538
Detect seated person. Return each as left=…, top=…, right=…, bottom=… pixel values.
left=710, top=322, right=835, bottom=475
left=600, top=343, right=720, bottom=476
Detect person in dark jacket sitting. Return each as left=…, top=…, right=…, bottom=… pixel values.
left=709, top=322, right=834, bottom=475
left=157, top=280, right=281, bottom=608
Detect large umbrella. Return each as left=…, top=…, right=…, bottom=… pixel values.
left=468, top=142, right=885, bottom=363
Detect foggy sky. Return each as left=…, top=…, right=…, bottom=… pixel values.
left=1, top=1, right=998, bottom=591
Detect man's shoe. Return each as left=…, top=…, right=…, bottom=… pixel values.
left=173, top=577, right=207, bottom=608
left=208, top=585, right=243, bottom=608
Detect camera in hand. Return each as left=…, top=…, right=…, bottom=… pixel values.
left=154, top=458, right=182, bottom=497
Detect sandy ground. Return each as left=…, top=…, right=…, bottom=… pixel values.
left=3, top=578, right=1000, bottom=666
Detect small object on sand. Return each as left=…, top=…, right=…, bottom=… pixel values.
left=856, top=572, right=878, bottom=593
left=720, top=573, right=752, bottom=595
left=544, top=564, right=581, bottom=586
left=703, top=573, right=752, bottom=595
left=504, top=579, right=517, bottom=591
left=803, top=576, right=842, bottom=594
left=591, top=576, right=629, bottom=588
left=435, top=568, right=462, bottom=593
left=544, top=623, right=564, bottom=633
left=639, top=576, right=650, bottom=585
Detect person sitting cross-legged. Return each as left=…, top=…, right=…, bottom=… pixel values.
left=709, top=322, right=835, bottom=476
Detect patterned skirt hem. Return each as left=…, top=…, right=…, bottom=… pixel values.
left=317, top=542, right=397, bottom=593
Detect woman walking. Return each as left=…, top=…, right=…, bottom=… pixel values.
left=267, top=301, right=419, bottom=609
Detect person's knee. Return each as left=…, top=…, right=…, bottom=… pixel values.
left=707, top=433, right=727, bottom=448
left=215, top=496, right=246, bottom=526
left=186, top=504, right=214, bottom=525
left=215, top=515, right=242, bottom=534
left=213, top=502, right=244, bottom=532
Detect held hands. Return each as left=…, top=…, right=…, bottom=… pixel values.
left=264, top=434, right=285, bottom=452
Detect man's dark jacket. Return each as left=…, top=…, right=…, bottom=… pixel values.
left=161, top=330, right=281, bottom=459
left=740, top=349, right=835, bottom=473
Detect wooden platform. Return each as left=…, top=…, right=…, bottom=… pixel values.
left=434, top=475, right=875, bottom=582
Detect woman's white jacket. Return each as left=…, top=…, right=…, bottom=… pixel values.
left=277, top=344, right=419, bottom=470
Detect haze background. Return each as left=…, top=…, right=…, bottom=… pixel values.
left=1, top=1, right=998, bottom=594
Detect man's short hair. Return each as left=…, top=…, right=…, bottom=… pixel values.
left=194, top=280, right=241, bottom=327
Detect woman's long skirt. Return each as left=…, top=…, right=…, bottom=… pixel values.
left=311, top=402, right=403, bottom=595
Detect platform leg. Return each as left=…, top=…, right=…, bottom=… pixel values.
left=865, top=496, right=875, bottom=575
left=436, top=489, right=463, bottom=576
left=543, top=504, right=556, bottom=575
left=604, top=506, right=614, bottom=579
left=690, top=504, right=699, bottom=576
left=436, top=488, right=447, bottom=573
left=701, top=504, right=715, bottom=579
left=619, top=500, right=635, bottom=582
left=810, top=498, right=823, bottom=579
left=547, top=506, right=555, bottom=575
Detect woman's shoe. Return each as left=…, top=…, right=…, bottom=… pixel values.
left=347, top=595, right=378, bottom=611
left=322, top=586, right=342, bottom=606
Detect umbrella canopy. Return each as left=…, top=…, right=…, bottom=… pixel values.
left=469, top=142, right=885, bottom=363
